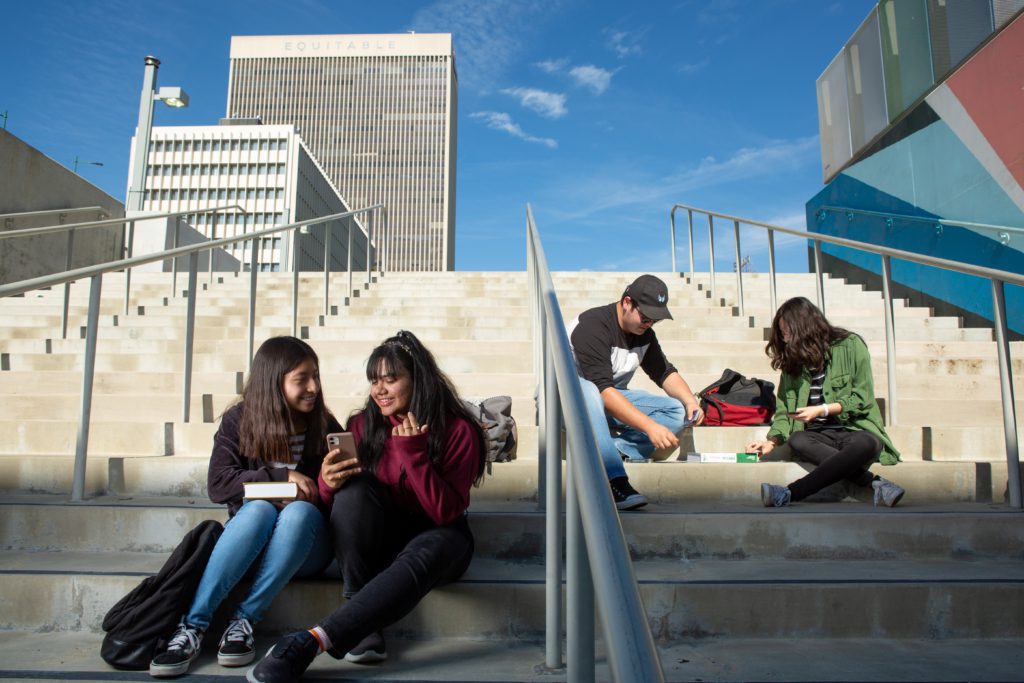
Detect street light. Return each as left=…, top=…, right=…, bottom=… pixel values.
left=126, top=56, right=190, bottom=212
left=124, top=56, right=189, bottom=315
left=73, top=157, right=104, bottom=174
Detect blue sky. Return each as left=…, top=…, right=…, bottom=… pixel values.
left=2, top=0, right=876, bottom=272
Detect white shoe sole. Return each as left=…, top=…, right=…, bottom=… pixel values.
left=219, top=649, right=256, bottom=667
left=149, top=658, right=194, bottom=678
left=344, top=649, right=387, bottom=664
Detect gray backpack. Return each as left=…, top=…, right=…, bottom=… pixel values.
left=461, top=396, right=518, bottom=464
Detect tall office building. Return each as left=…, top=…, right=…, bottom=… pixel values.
left=227, top=34, right=458, bottom=271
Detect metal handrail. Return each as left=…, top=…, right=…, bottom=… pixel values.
left=0, top=204, right=245, bottom=240
left=816, top=205, right=1024, bottom=241
left=0, top=206, right=109, bottom=223
left=528, top=204, right=664, bottom=682
left=1, top=203, right=384, bottom=502
left=1, top=204, right=248, bottom=337
left=669, top=202, right=1022, bottom=509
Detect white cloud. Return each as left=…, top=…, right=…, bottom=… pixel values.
left=543, top=136, right=820, bottom=221
left=470, top=111, right=558, bottom=148
left=536, top=58, right=568, bottom=74
left=676, top=58, right=710, bottom=75
left=605, top=29, right=642, bottom=58
left=500, top=87, right=568, bottom=119
left=568, top=65, right=615, bottom=95
left=412, top=0, right=565, bottom=93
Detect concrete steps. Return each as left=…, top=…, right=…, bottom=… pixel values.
left=2, top=268, right=1022, bottom=681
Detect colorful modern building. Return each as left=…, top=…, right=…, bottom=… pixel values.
left=809, top=0, right=1023, bottom=335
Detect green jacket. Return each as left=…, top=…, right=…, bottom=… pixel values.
left=765, top=334, right=900, bottom=465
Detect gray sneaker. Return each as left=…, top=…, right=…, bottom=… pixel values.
left=760, top=483, right=791, bottom=507
left=872, top=477, right=905, bottom=507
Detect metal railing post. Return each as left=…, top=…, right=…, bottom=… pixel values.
left=182, top=252, right=198, bottom=423
left=669, top=208, right=677, bottom=274
left=566, top=448, right=594, bottom=683
left=707, top=214, right=716, bottom=301
left=767, top=228, right=777, bottom=315
left=124, top=219, right=136, bottom=315
left=347, top=217, right=354, bottom=303
left=544, top=319, right=563, bottom=670
left=880, top=255, right=898, bottom=426
left=291, top=229, right=300, bottom=337
left=367, top=212, right=373, bottom=289
left=991, top=279, right=1021, bottom=508
left=687, top=209, right=695, bottom=278
left=733, top=219, right=745, bottom=317
left=208, top=212, right=217, bottom=285
left=71, top=274, right=102, bottom=502
left=813, top=239, right=825, bottom=315
left=248, top=236, right=259, bottom=371
left=61, top=229, right=75, bottom=339
left=171, top=216, right=181, bottom=297
left=324, top=220, right=332, bottom=319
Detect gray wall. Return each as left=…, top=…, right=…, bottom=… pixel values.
left=0, top=129, right=125, bottom=284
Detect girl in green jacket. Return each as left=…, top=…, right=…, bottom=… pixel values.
left=746, top=297, right=905, bottom=507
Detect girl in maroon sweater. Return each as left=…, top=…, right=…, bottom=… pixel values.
left=248, top=331, right=485, bottom=683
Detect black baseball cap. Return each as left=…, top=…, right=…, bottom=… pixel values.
left=623, top=274, right=673, bottom=321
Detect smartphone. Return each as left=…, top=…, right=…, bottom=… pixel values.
left=787, top=411, right=801, bottom=416
left=326, top=432, right=357, bottom=459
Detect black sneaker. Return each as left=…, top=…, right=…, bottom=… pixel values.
left=149, top=621, right=204, bottom=678
left=344, top=631, right=387, bottom=664
left=246, top=630, right=318, bottom=683
left=218, top=616, right=255, bottom=666
left=609, top=476, right=647, bottom=510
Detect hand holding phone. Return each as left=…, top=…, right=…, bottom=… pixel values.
left=323, top=432, right=362, bottom=490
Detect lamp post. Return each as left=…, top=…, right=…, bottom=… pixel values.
left=73, top=157, right=103, bottom=174
left=126, top=56, right=189, bottom=212
left=124, top=56, right=189, bottom=313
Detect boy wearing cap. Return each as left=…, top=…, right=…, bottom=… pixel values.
left=568, top=275, right=704, bottom=510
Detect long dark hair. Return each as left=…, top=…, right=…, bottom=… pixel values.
left=766, top=297, right=853, bottom=377
left=357, top=330, right=486, bottom=485
left=238, top=336, right=329, bottom=463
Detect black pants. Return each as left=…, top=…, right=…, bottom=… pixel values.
left=786, top=428, right=881, bottom=502
left=318, top=473, right=474, bottom=657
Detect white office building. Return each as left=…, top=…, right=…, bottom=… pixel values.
left=129, top=121, right=372, bottom=272
left=227, top=33, right=457, bottom=271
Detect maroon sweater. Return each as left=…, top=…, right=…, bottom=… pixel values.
left=317, top=411, right=481, bottom=526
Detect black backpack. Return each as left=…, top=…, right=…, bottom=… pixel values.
left=100, top=519, right=223, bottom=670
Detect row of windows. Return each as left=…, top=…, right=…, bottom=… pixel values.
left=152, top=139, right=288, bottom=153
left=147, top=163, right=287, bottom=177
left=174, top=212, right=285, bottom=226
left=144, top=188, right=285, bottom=201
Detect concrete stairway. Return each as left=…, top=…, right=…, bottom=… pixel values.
left=1, top=270, right=1022, bottom=682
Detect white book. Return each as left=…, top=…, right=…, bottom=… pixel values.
left=686, top=452, right=759, bottom=463
left=243, top=481, right=298, bottom=500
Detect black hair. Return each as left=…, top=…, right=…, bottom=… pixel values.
left=357, top=330, right=486, bottom=484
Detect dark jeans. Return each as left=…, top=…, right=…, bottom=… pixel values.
left=786, top=428, right=881, bottom=502
left=319, top=473, right=474, bottom=657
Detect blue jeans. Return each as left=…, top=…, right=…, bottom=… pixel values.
left=579, top=378, right=690, bottom=479
left=186, top=499, right=332, bottom=629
